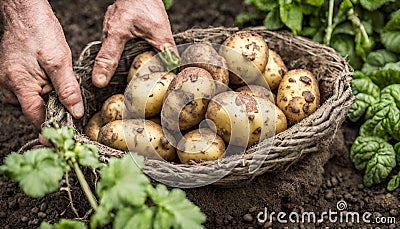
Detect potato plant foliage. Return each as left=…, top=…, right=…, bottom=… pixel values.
left=0, top=126, right=205, bottom=228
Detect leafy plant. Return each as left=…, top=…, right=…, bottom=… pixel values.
left=348, top=71, right=380, bottom=122
left=237, top=0, right=400, bottom=70
left=350, top=136, right=396, bottom=187
left=0, top=125, right=205, bottom=228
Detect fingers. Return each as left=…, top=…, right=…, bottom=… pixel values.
left=39, top=51, right=84, bottom=119
left=15, top=90, right=46, bottom=129
left=92, top=33, right=127, bottom=88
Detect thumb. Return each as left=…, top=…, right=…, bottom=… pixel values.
left=92, top=35, right=127, bottom=88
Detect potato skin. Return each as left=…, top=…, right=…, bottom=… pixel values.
left=277, top=69, right=320, bottom=124
left=98, top=119, right=176, bottom=161
left=181, top=43, right=229, bottom=93
left=101, top=94, right=125, bottom=124
left=125, top=72, right=175, bottom=118
left=162, top=67, right=215, bottom=131
left=84, top=112, right=103, bottom=141
left=258, top=50, right=287, bottom=91
left=235, top=85, right=275, bottom=104
left=274, top=105, right=287, bottom=134
left=127, top=51, right=165, bottom=83
left=177, top=128, right=225, bottom=164
left=219, top=31, right=269, bottom=85
left=205, top=91, right=276, bottom=147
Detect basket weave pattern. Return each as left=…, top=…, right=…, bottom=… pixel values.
left=43, top=27, right=354, bottom=186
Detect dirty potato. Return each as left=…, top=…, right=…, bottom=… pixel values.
left=101, top=94, right=125, bottom=124
left=127, top=51, right=165, bottom=83
left=235, top=85, right=275, bottom=104
left=162, top=67, right=215, bottom=131
left=257, top=50, right=288, bottom=91
left=84, top=112, right=103, bottom=141
left=205, top=91, right=276, bottom=147
left=98, top=119, right=176, bottom=161
left=219, top=31, right=269, bottom=85
left=177, top=128, right=225, bottom=163
left=125, top=72, right=175, bottom=118
left=277, top=69, right=320, bottom=124
left=181, top=43, right=229, bottom=92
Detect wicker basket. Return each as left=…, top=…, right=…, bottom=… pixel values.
left=43, top=26, right=353, bottom=187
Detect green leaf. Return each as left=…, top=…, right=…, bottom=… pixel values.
left=264, top=7, right=284, bottom=30
left=41, top=127, right=74, bottom=149
left=39, top=219, right=87, bottom=229
left=279, top=1, right=303, bottom=34
left=387, top=171, right=400, bottom=191
left=302, top=0, right=324, bottom=7
left=149, top=184, right=206, bottom=229
left=96, top=154, right=148, bottom=209
left=362, top=85, right=400, bottom=140
left=348, top=72, right=380, bottom=122
left=350, top=136, right=396, bottom=187
left=153, top=208, right=174, bottom=229
left=235, top=12, right=263, bottom=25
left=395, top=142, right=400, bottom=164
left=381, top=12, right=400, bottom=53
left=113, top=207, right=154, bottom=229
left=362, top=50, right=399, bottom=75
left=369, top=61, right=400, bottom=89
left=163, top=0, right=174, bottom=10
left=381, top=31, right=400, bottom=53
left=330, top=34, right=363, bottom=69
left=76, top=144, right=102, bottom=168
left=359, top=0, right=388, bottom=11
left=252, top=0, right=278, bottom=11
left=332, top=22, right=355, bottom=36
left=92, top=154, right=149, bottom=228
left=0, top=149, right=65, bottom=197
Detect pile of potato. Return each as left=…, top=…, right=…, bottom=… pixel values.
left=84, top=31, right=320, bottom=164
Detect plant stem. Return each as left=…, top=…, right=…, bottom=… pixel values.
left=72, top=160, right=98, bottom=211
left=324, top=0, right=335, bottom=45
left=347, top=10, right=370, bottom=45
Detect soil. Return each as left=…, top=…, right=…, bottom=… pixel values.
left=1, top=0, right=399, bottom=228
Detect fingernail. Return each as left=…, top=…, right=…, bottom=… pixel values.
left=72, top=102, right=84, bottom=118
left=97, top=74, right=107, bottom=85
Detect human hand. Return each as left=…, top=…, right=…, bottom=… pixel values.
left=0, top=0, right=84, bottom=128
left=92, top=0, right=176, bottom=88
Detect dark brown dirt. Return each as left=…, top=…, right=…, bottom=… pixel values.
left=1, top=0, right=399, bottom=228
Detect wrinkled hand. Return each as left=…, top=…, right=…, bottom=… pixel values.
left=0, top=0, right=84, bottom=128
left=92, top=0, right=175, bottom=87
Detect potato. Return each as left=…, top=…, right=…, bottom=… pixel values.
left=205, top=91, right=276, bottom=147
left=274, top=105, right=287, bottom=134
left=101, top=94, right=125, bottom=123
left=219, top=31, right=269, bottom=85
left=84, top=112, right=103, bottom=141
left=235, top=85, right=275, bottom=104
left=277, top=69, right=320, bottom=124
left=256, top=50, right=287, bottom=91
left=162, top=67, right=215, bottom=131
left=125, top=72, right=175, bottom=118
left=181, top=43, right=229, bottom=93
left=177, top=128, right=225, bottom=164
left=98, top=119, right=176, bottom=161
left=127, top=51, right=165, bottom=83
